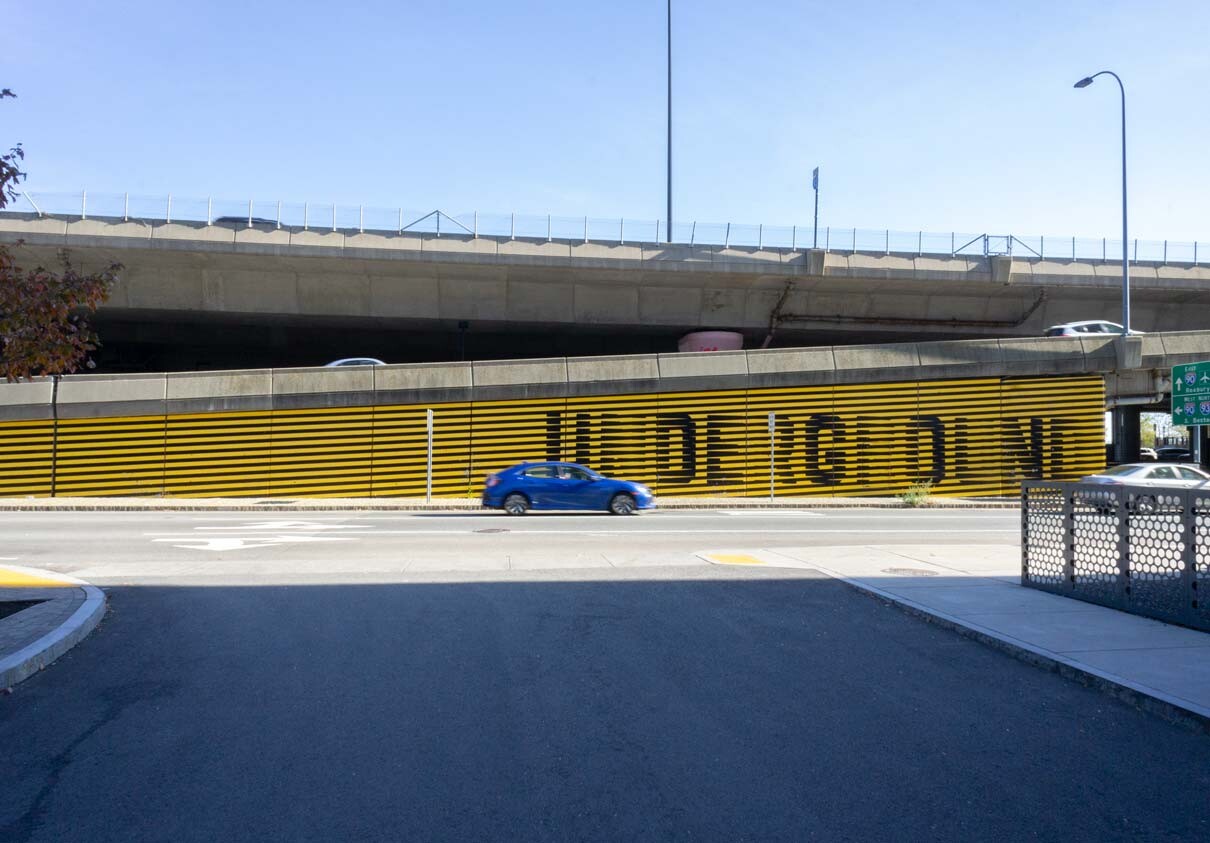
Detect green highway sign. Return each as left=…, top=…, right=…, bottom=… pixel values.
left=1172, top=362, right=1210, bottom=426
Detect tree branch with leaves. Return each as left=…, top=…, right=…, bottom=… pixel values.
left=0, top=88, right=122, bottom=382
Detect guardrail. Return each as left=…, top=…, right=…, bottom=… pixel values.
left=3, top=189, right=1204, bottom=265
left=1021, top=480, right=1210, bottom=632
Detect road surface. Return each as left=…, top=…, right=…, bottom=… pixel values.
left=2, top=509, right=1206, bottom=841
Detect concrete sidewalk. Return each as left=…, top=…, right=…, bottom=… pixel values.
left=0, top=566, right=106, bottom=690
left=738, top=545, right=1210, bottom=732
left=0, top=495, right=1019, bottom=511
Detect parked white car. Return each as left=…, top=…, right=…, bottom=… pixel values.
left=1081, top=463, right=1210, bottom=513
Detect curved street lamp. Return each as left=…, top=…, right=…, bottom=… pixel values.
left=1074, top=71, right=1130, bottom=335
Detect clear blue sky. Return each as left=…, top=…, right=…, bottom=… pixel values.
left=6, top=0, right=1209, bottom=240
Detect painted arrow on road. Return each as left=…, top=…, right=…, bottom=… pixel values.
left=150, top=535, right=358, bottom=551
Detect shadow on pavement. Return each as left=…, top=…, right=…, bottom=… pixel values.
left=2, top=570, right=1208, bottom=842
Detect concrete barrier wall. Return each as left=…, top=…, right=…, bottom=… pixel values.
left=4, top=330, right=1210, bottom=420
left=56, top=373, right=167, bottom=419
left=9, top=215, right=1206, bottom=286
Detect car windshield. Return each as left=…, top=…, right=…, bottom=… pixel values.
left=1102, top=465, right=1147, bottom=476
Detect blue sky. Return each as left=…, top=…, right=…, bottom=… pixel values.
left=6, top=0, right=1209, bottom=240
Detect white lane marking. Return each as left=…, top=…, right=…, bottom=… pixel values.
left=193, top=520, right=366, bottom=531
left=716, top=510, right=823, bottom=516
left=167, top=511, right=1017, bottom=521
left=151, top=535, right=357, bottom=551
left=254, top=528, right=1020, bottom=536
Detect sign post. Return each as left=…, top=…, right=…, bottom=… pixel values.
left=1170, top=363, right=1210, bottom=463
left=768, top=411, right=776, bottom=500
left=426, top=409, right=434, bottom=503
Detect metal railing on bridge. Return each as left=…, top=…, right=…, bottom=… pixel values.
left=5, top=189, right=1205, bottom=265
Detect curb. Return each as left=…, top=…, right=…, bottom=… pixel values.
left=0, top=498, right=1022, bottom=512
left=0, top=566, right=107, bottom=691
left=804, top=562, right=1210, bottom=735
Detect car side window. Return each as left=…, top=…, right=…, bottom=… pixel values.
left=1150, top=466, right=1176, bottom=480
left=524, top=466, right=555, bottom=478
left=1178, top=467, right=1205, bottom=480
left=565, top=468, right=591, bottom=481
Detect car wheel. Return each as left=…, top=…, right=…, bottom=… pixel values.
left=609, top=493, right=637, bottom=516
left=503, top=493, right=529, bottom=516
left=1135, top=495, right=1157, bottom=515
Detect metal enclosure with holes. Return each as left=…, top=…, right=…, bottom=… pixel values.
left=1021, top=481, right=1210, bottom=631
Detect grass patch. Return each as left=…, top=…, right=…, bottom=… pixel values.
left=898, top=480, right=934, bottom=508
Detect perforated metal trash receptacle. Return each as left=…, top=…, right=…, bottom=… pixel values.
left=1022, top=480, right=1210, bottom=632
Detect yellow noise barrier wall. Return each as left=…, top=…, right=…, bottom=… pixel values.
left=0, top=375, right=1104, bottom=498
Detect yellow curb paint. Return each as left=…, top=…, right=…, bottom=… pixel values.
left=0, top=567, right=72, bottom=588
left=707, top=553, right=766, bottom=566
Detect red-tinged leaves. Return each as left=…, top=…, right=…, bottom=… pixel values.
left=0, top=87, right=121, bottom=381
left=0, top=248, right=121, bottom=382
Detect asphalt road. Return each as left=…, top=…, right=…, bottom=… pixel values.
left=0, top=509, right=1024, bottom=585
left=2, top=510, right=1208, bottom=841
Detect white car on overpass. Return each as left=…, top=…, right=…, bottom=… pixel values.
left=1045, top=320, right=1144, bottom=336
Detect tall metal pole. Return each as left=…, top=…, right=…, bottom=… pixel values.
left=666, top=0, right=672, bottom=243
left=768, top=411, right=776, bottom=500
left=426, top=409, right=434, bottom=504
left=1075, top=71, right=1129, bottom=335
left=1117, top=76, right=1129, bottom=335
left=812, top=167, right=820, bottom=249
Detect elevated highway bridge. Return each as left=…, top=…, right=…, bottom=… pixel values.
left=2, top=212, right=1209, bottom=372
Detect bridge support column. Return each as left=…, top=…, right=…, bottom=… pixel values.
left=1112, top=406, right=1141, bottom=465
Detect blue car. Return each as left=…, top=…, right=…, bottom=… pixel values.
left=482, top=462, right=656, bottom=516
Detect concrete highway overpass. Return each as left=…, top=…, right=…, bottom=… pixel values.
left=2, top=212, right=1210, bottom=373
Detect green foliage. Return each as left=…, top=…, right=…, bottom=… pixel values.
left=0, top=89, right=121, bottom=382
left=0, top=90, right=23, bottom=208
left=898, top=479, right=934, bottom=507
left=1140, top=413, right=1158, bottom=449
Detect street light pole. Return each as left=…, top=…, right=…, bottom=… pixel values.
left=812, top=166, right=820, bottom=249
left=666, top=0, right=672, bottom=243
left=1074, top=71, right=1129, bottom=335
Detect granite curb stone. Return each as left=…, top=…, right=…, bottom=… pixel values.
left=0, top=496, right=1021, bottom=511
left=0, top=566, right=107, bottom=690
left=802, top=560, right=1210, bottom=735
